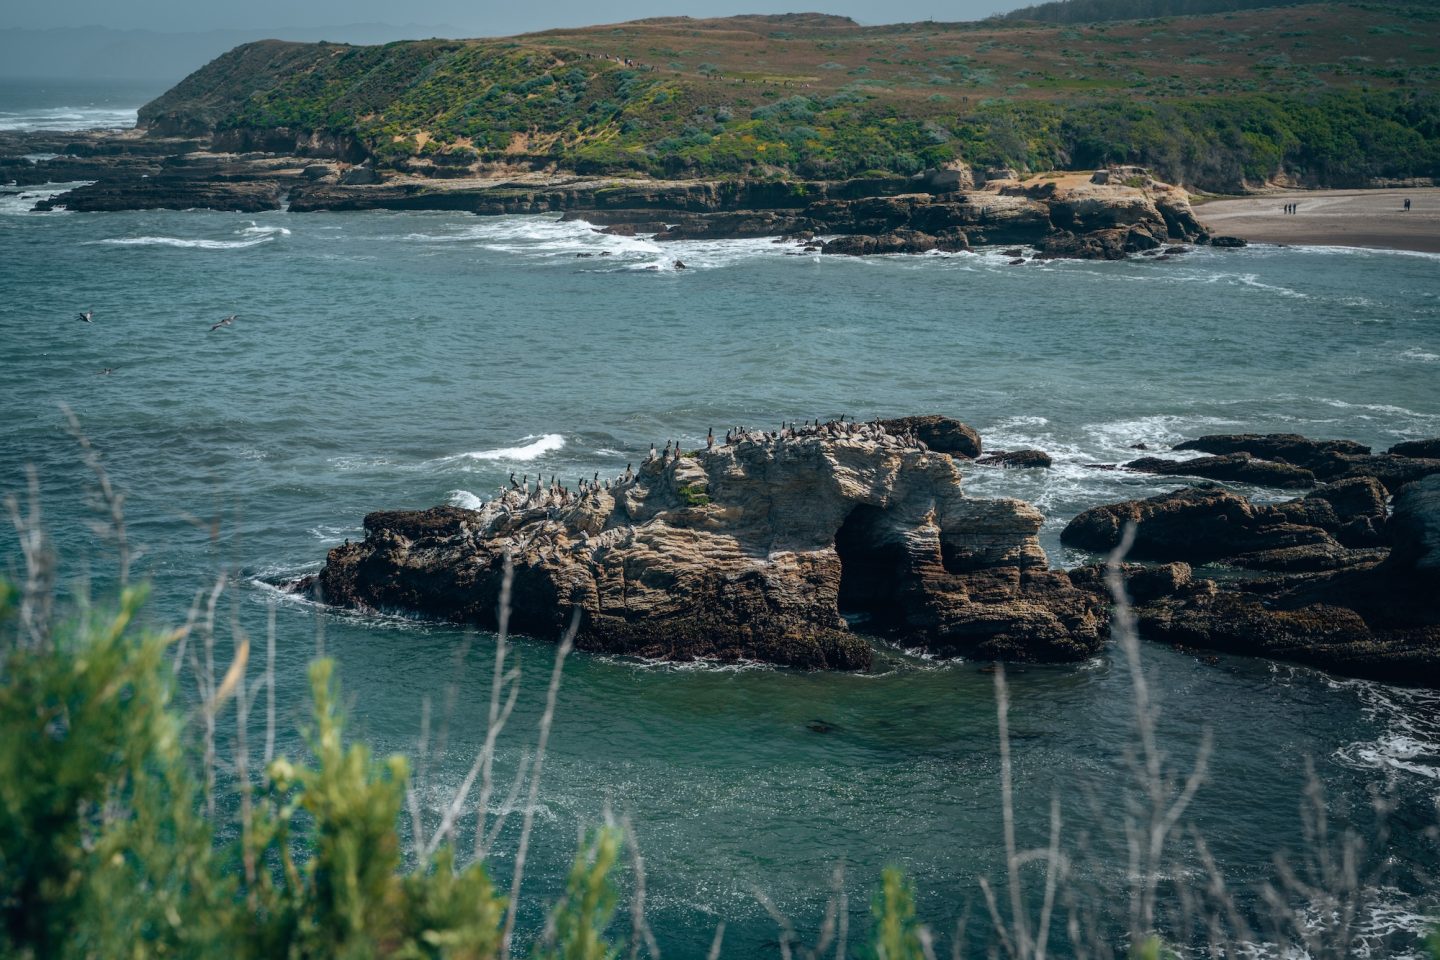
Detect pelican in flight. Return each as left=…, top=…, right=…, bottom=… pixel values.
left=209, top=314, right=237, bottom=332
left=76, top=310, right=93, bottom=323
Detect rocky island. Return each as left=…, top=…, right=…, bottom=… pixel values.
left=303, top=418, right=1106, bottom=670
left=303, top=417, right=1440, bottom=685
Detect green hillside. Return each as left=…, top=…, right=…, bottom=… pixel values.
left=138, top=5, right=1440, bottom=190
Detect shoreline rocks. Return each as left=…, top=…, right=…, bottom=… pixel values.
left=1060, top=462, right=1438, bottom=684
left=1124, top=453, right=1316, bottom=488
left=2, top=128, right=1214, bottom=259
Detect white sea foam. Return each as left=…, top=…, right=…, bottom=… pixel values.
left=92, top=235, right=275, bottom=250
left=1332, top=677, right=1440, bottom=792
left=1234, top=273, right=1311, bottom=299
left=0, top=106, right=138, bottom=132
left=0, top=181, right=93, bottom=216
left=1401, top=347, right=1439, bottom=363
left=1287, top=243, right=1440, bottom=263
left=239, top=222, right=291, bottom=237
left=447, top=489, right=486, bottom=510
left=441, top=433, right=566, bottom=463
left=308, top=524, right=360, bottom=543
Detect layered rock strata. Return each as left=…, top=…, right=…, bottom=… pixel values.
left=307, top=421, right=1106, bottom=669
left=1061, top=472, right=1440, bottom=684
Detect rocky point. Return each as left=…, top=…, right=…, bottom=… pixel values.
left=303, top=417, right=1106, bottom=670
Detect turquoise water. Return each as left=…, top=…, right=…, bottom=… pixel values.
left=4, top=178, right=1440, bottom=954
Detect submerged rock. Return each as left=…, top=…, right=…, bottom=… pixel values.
left=977, top=449, right=1053, bottom=469
left=308, top=423, right=1104, bottom=669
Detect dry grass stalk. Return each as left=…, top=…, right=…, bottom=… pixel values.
left=60, top=404, right=130, bottom=587
left=4, top=466, right=53, bottom=653
left=500, top=605, right=580, bottom=960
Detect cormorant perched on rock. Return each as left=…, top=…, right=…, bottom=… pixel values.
left=707, top=427, right=714, bottom=450
left=624, top=463, right=633, bottom=482
left=648, top=443, right=657, bottom=462
left=663, top=440, right=672, bottom=460
left=509, top=472, right=520, bottom=490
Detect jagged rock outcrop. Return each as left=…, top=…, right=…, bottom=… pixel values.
left=1060, top=481, right=1386, bottom=572
left=1124, top=453, right=1315, bottom=488
left=1063, top=474, right=1440, bottom=685
left=306, top=423, right=1105, bottom=669
left=1173, top=433, right=1370, bottom=474
left=1391, top=438, right=1440, bottom=460
left=1391, top=475, right=1440, bottom=577
left=32, top=175, right=284, bottom=212
left=877, top=415, right=982, bottom=458
left=822, top=229, right=969, bottom=256
left=1171, top=432, right=1440, bottom=493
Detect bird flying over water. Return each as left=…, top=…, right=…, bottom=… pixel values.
left=209, top=315, right=237, bottom=332
left=76, top=310, right=93, bottom=323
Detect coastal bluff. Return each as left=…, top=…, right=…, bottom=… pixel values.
left=302, top=419, right=1106, bottom=670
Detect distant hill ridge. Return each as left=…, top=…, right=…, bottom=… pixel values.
left=999, top=0, right=1330, bottom=24
left=138, top=4, right=1440, bottom=191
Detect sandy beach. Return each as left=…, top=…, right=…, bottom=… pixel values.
left=1195, top=188, right=1440, bottom=253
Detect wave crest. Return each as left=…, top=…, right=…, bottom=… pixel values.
left=443, top=434, right=566, bottom=463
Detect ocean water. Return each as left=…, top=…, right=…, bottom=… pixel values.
left=4, top=108, right=1440, bottom=955
left=0, top=78, right=158, bottom=132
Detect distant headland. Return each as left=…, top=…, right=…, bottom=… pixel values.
left=3, top=3, right=1437, bottom=253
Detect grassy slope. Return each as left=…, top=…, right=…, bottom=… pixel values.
left=138, top=5, right=1440, bottom=189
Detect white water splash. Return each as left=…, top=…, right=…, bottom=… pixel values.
left=440, top=433, right=566, bottom=463
left=0, top=105, right=137, bottom=132
left=91, top=235, right=276, bottom=250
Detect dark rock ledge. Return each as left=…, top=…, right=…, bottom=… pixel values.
left=3, top=129, right=1216, bottom=262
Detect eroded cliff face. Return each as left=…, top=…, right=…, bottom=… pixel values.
left=309, top=424, right=1106, bottom=669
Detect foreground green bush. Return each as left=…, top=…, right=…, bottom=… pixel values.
left=0, top=579, right=943, bottom=959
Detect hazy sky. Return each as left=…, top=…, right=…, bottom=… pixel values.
left=9, top=0, right=1014, bottom=35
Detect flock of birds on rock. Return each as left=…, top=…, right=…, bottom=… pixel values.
left=475, top=416, right=932, bottom=520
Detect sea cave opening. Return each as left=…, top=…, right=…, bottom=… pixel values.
left=834, top=504, right=911, bottom=629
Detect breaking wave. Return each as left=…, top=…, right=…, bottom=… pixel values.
left=440, top=434, right=566, bottom=463
left=92, top=235, right=275, bottom=250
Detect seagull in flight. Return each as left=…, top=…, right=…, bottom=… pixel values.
left=76, top=310, right=93, bottom=323
left=209, top=314, right=237, bottom=332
